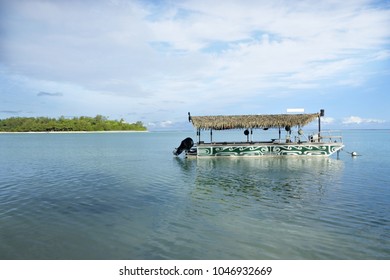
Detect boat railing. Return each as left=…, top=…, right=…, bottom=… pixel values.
left=195, top=130, right=343, bottom=145
left=317, top=130, right=343, bottom=143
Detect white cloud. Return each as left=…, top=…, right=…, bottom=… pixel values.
left=0, top=0, right=389, bottom=125
left=147, top=120, right=177, bottom=130
left=342, top=116, right=386, bottom=124
left=160, top=120, right=174, bottom=127
left=321, top=117, right=335, bottom=124
left=37, top=91, right=63, bottom=97
left=373, top=50, right=390, bottom=60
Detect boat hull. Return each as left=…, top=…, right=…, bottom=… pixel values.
left=195, top=143, right=344, bottom=157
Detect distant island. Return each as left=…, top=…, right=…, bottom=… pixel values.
left=0, top=115, right=147, bottom=132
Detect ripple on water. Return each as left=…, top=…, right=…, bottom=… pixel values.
left=1, top=132, right=389, bottom=259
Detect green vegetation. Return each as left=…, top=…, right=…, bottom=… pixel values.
left=0, top=115, right=147, bottom=132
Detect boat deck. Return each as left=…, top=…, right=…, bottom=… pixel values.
left=197, top=140, right=335, bottom=146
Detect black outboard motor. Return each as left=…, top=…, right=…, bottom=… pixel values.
left=173, top=137, right=194, bottom=156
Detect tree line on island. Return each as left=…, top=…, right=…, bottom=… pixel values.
left=0, top=115, right=147, bottom=132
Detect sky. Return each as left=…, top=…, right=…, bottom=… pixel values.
left=0, top=0, right=389, bottom=130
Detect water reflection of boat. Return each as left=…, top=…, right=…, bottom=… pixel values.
left=194, top=156, right=344, bottom=174
left=174, top=109, right=344, bottom=158
left=193, top=157, right=344, bottom=202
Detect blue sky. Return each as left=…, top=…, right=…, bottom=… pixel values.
left=0, top=0, right=389, bottom=130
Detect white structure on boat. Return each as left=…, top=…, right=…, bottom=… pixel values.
left=174, top=109, right=344, bottom=157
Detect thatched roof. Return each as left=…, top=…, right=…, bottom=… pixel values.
left=190, top=113, right=319, bottom=130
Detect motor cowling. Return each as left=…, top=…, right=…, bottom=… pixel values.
left=173, top=137, right=194, bottom=156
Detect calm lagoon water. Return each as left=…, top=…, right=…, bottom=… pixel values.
left=0, top=130, right=389, bottom=259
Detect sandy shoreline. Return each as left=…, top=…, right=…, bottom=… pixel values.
left=0, top=130, right=148, bottom=134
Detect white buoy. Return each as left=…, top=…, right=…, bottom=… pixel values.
left=351, top=151, right=357, bottom=157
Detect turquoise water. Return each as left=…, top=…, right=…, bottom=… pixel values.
left=0, top=130, right=389, bottom=259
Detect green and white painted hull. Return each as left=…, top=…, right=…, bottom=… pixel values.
left=195, top=143, right=344, bottom=157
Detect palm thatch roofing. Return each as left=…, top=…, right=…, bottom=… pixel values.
left=190, top=113, right=319, bottom=130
